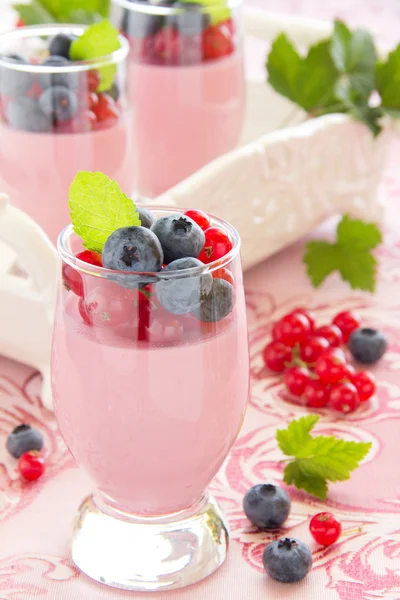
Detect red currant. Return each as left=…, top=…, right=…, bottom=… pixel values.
left=212, top=267, right=234, bottom=286
left=310, top=512, right=342, bottom=546
left=93, top=94, right=119, bottom=123
left=262, top=341, right=292, bottom=373
left=153, top=27, right=181, bottom=64
left=184, top=209, right=211, bottom=231
left=291, top=308, right=316, bottom=330
left=304, top=380, right=330, bottom=408
left=351, top=371, right=376, bottom=401
left=77, top=250, right=102, bottom=267
left=300, top=336, right=330, bottom=364
left=87, top=69, right=101, bottom=92
left=202, top=22, right=234, bottom=60
left=332, top=311, right=361, bottom=343
left=329, top=382, right=360, bottom=413
left=18, top=451, right=45, bottom=481
left=272, top=313, right=311, bottom=347
left=343, top=364, right=356, bottom=380
left=83, top=282, right=133, bottom=328
left=198, top=227, right=233, bottom=264
left=314, top=324, right=343, bottom=348
left=62, top=262, right=83, bottom=296
left=284, top=367, right=310, bottom=397
left=315, top=348, right=347, bottom=384
left=87, top=92, right=99, bottom=111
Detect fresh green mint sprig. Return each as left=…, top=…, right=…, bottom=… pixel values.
left=303, top=214, right=382, bottom=292
left=277, top=415, right=371, bottom=500
left=69, top=172, right=140, bottom=254
left=14, top=0, right=109, bottom=25
left=267, top=19, right=400, bottom=135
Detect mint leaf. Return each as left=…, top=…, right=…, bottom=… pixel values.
left=331, top=20, right=377, bottom=99
left=376, top=45, right=400, bottom=111
left=266, top=33, right=302, bottom=105
left=276, top=414, right=319, bottom=457
left=13, top=1, right=54, bottom=25
left=304, top=215, right=382, bottom=291
left=36, top=0, right=109, bottom=20
left=277, top=415, right=372, bottom=500
left=69, top=20, right=120, bottom=92
left=69, top=172, right=140, bottom=253
left=63, top=10, right=104, bottom=24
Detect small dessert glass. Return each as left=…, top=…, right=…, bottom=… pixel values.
left=111, top=0, right=245, bottom=199
left=51, top=208, right=249, bottom=591
left=0, top=24, right=132, bottom=244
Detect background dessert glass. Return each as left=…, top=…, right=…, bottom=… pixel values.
left=111, top=0, right=245, bottom=199
left=0, top=24, right=132, bottom=244
left=51, top=208, right=249, bottom=591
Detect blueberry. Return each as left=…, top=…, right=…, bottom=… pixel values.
left=243, top=484, right=291, bottom=529
left=39, top=85, right=78, bottom=123
left=49, top=34, right=77, bottom=59
left=0, top=54, right=35, bottom=97
left=193, top=278, right=233, bottom=322
left=6, top=97, right=52, bottom=132
left=151, top=213, right=205, bottom=264
left=156, top=257, right=212, bottom=315
left=102, top=226, right=164, bottom=273
left=168, top=2, right=210, bottom=35
left=6, top=424, right=44, bottom=459
left=38, top=56, right=79, bottom=91
left=137, top=206, right=156, bottom=229
left=262, top=538, right=312, bottom=583
left=348, top=328, right=387, bottom=364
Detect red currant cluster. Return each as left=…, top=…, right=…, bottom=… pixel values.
left=262, top=308, right=376, bottom=413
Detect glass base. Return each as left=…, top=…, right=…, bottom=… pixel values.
left=71, top=494, right=229, bottom=592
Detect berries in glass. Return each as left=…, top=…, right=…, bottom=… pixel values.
left=198, top=227, right=233, bottom=264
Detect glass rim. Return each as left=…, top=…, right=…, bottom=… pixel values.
left=0, top=24, right=129, bottom=73
left=112, top=0, right=241, bottom=16
left=58, top=207, right=241, bottom=280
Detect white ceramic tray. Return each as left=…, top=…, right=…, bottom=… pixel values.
left=0, top=7, right=391, bottom=409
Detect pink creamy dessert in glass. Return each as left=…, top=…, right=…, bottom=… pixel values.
left=111, top=0, right=245, bottom=198
left=0, top=24, right=132, bottom=244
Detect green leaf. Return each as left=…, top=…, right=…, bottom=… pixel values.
left=331, top=20, right=377, bottom=99
left=304, top=215, right=382, bottom=291
left=297, top=40, right=339, bottom=111
left=62, top=10, right=105, bottom=24
left=276, top=415, right=320, bottom=457
left=69, top=171, right=140, bottom=253
left=36, top=0, right=109, bottom=20
left=266, top=33, right=302, bottom=105
left=13, top=1, right=54, bottom=25
left=277, top=416, right=372, bottom=500
left=376, top=45, right=400, bottom=111
left=69, top=20, right=121, bottom=92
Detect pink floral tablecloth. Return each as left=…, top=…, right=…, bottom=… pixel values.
left=1, top=1, right=400, bottom=599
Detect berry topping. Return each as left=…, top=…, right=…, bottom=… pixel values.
left=102, top=226, right=164, bottom=273
left=299, top=336, right=330, bottom=364
left=6, top=424, right=44, bottom=459
left=314, top=324, right=343, bottom=348
left=332, top=310, right=361, bottom=343
left=272, top=313, right=311, bottom=347
left=18, top=451, right=45, bottom=481
left=262, top=538, right=312, bottom=583
left=284, top=367, right=310, bottom=397
left=315, top=348, right=347, bottom=384
left=192, top=278, right=233, bottom=322
left=49, top=33, right=77, bottom=59
left=1, top=54, right=34, bottom=96
left=329, top=382, right=360, bottom=413
left=184, top=209, right=211, bottom=231
left=38, top=56, right=79, bottom=90
left=39, top=86, right=78, bottom=123
left=348, top=328, right=387, bottom=364
left=156, top=257, right=212, bottom=315
left=82, top=282, right=134, bottom=328
left=93, top=93, right=119, bottom=123
left=262, top=341, right=292, bottom=373
left=310, top=512, right=342, bottom=546
left=151, top=213, right=205, bottom=264
left=137, top=206, right=156, bottom=229
left=87, top=69, right=101, bottom=92
left=351, top=370, right=376, bottom=401
left=304, top=379, right=329, bottom=408
left=62, top=250, right=102, bottom=297
left=202, top=21, right=234, bottom=60
left=243, top=484, right=291, bottom=529
left=197, top=226, right=233, bottom=264
left=212, top=267, right=234, bottom=285
left=153, top=27, right=182, bottom=64
left=6, top=97, right=52, bottom=132
left=77, top=249, right=103, bottom=267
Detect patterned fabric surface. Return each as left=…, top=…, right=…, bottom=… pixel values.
left=1, top=1, right=400, bottom=599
